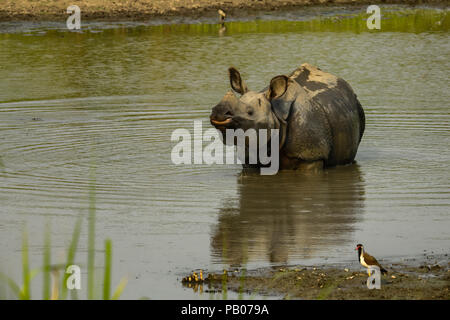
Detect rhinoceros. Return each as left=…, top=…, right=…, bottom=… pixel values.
left=210, top=63, right=365, bottom=172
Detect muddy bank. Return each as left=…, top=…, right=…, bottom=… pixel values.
left=182, top=255, right=450, bottom=299
left=0, top=0, right=448, bottom=22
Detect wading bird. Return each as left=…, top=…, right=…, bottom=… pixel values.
left=355, top=244, right=387, bottom=275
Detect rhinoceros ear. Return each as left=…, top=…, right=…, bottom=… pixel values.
left=228, top=67, right=248, bottom=95
left=269, top=75, right=291, bottom=122
left=268, top=75, right=289, bottom=100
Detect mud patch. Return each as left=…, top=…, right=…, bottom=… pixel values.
left=182, top=255, right=450, bottom=299
left=0, top=0, right=447, bottom=22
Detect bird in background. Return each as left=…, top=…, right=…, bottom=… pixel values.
left=355, top=244, right=388, bottom=275
left=218, top=9, right=226, bottom=22
left=218, top=9, right=227, bottom=36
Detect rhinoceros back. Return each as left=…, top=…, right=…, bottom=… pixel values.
left=289, top=63, right=365, bottom=166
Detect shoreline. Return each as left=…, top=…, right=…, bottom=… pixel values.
left=0, top=0, right=448, bottom=22
left=182, top=254, right=450, bottom=299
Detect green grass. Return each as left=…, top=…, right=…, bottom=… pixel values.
left=0, top=225, right=39, bottom=299
left=103, top=239, right=111, bottom=300
left=88, top=170, right=96, bottom=300
left=238, top=268, right=246, bottom=300
left=111, top=275, right=128, bottom=300
left=0, top=181, right=127, bottom=300
left=316, top=280, right=340, bottom=300
left=42, top=221, right=51, bottom=300
left=21, top=228, right=30, bottom=300
left=61, top=217, right=82, bottom=300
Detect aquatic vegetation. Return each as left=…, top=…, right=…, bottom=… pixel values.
left=144, top=7, right=449, bottom=34
left=0, top=182, right=127, bottom=300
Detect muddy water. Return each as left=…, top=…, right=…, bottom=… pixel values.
left=0, top=6, right=449, bottom=299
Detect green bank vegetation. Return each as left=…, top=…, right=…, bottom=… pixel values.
left=131, top=8, right=449, bottom=34
left=0, top=7, right=448, bottom=40
left=0, top=178, right=127, bottom=300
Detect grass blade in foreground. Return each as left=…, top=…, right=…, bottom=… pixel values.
left=103, top=239, right=112, bottom=300
left=88, top=170, right=96, bottom=300
left=43, top=221, right=51, bottom=300
left=21, top=227, right=30, bottom=300
left=61, top=217, right=82, bottom=300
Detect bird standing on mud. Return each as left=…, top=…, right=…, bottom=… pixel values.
left=355, top=244, right=387, bottom=275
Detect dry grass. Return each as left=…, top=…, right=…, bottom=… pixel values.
left=0, top=0, right=445, bottom=21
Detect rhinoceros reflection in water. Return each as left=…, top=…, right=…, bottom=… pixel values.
left=210, top=63, right=365, bottom=172
left=210, top=165, right=365, bottom=266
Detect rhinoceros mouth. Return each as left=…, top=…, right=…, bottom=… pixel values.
left=210, top=118, right=232, bottom=126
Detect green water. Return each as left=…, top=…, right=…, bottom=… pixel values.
left=0, top=6, right=449, bottom=299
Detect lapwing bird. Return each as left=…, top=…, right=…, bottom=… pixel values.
left=355, top=244, right=387, bottom=275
